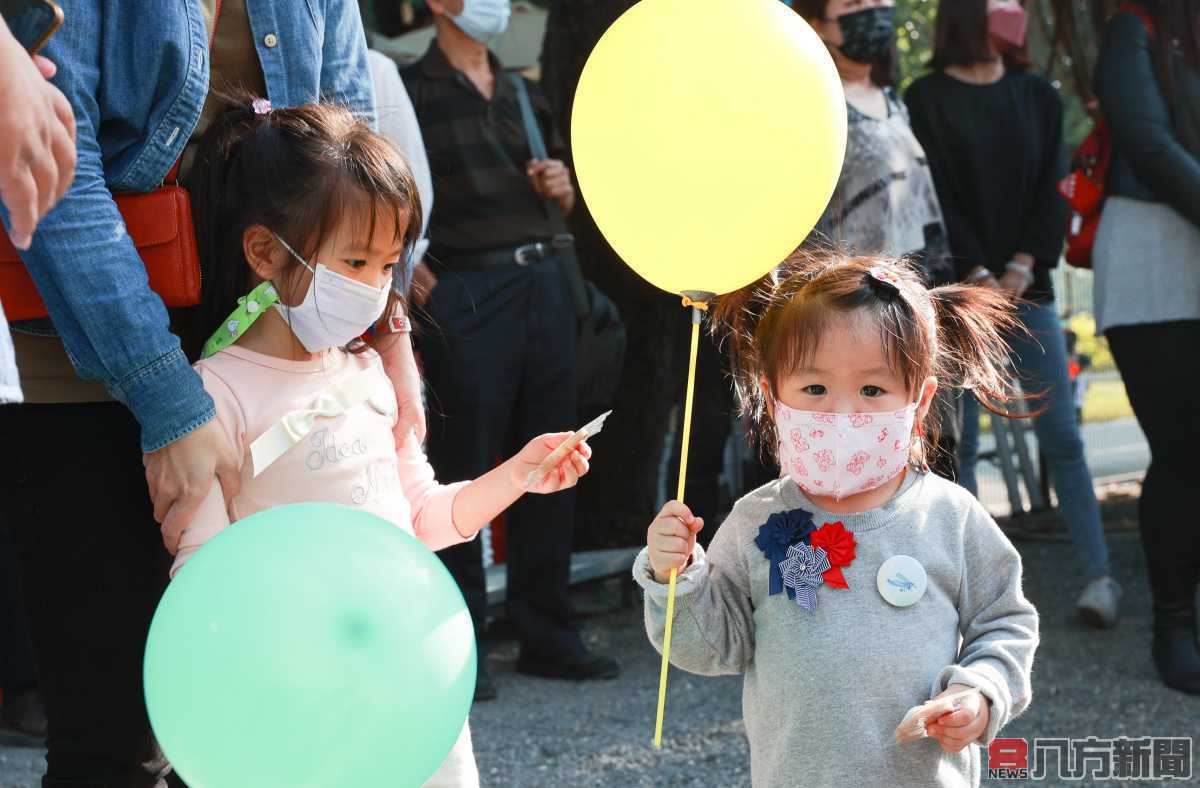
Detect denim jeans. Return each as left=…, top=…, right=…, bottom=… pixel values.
left=958, top=301, right=1111, bottom=580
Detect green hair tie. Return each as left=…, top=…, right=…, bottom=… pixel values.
left=201, top=280, right=281, bottom=359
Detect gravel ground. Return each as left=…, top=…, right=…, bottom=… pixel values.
left=3, top=524, right=1198, bottom=787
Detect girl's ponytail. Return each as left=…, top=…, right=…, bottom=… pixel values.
left=928, top=284, right=1030, bottom=417
left=180, top=95, right=277, bottom=359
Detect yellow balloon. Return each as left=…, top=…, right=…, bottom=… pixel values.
left=572, top=0, right=847, bottom=297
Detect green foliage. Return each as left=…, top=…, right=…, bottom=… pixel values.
left=1067, top=312, right=1116, bottom=372
left=895, top=0, right=938, bottom=90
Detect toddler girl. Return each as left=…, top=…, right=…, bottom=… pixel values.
left=639, top=251, right=1039, bottom=786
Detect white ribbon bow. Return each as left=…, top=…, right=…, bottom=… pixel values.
left=249, top=366, right=390, bottom=477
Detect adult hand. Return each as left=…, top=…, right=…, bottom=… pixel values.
left=144, top=420, right=241, bottom=540
left=527, top=159, right=576, bottom=214
left=966, top=265, right=1001, bottom=290
left=998, top=268, right=1032, bottom=297
left=410, top=260, right=438, bottom=308
left=380, top=332, right=427, bottom=445
left=999, top=254, right=1034, bottom=297
left=0, top=24, right=77, bottom=249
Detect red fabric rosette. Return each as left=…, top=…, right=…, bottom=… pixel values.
left=810, top=521, right=856, bottom=589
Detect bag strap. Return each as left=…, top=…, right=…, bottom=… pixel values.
left=508, top=72, right=550, bottom=162
left=165, top=0, right=224, bottom=185
left=506, top=71, right=591, bottom=318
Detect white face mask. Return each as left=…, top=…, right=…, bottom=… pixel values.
left=271, top=234, right=390, bottom=353
left=452, top=0, right=511, bottom=44
left=775, top=401, right=919, bottom=500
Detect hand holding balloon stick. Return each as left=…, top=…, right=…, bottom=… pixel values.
left=570, top=0, right=847, bottom=747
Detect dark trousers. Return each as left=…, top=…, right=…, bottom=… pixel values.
left=1107, top=321, right=1200, bottom=610
left=419, top=256, right=582, bottom=661
left=0, top=522, right=37, bottom=691
left=0, top=403, right=180, bottom=788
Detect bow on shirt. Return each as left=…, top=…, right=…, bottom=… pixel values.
left=249, top=366, right=392, bottom=477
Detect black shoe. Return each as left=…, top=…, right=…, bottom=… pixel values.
left=473, top=665, right=498, bottom=703
left=1150, top=592, right=1200, bottom=695
left=516, top=649, right=620, bottom=681
left=1152, top=624, right=1200, bottom=696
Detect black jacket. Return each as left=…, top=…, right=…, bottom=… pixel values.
left=1095, top=9, right=1200, bottom=228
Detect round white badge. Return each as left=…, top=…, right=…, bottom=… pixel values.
left=877, top=555, right=928, bottom=608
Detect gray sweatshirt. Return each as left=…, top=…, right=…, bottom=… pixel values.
left=634, top=471, right=1039, bottom=787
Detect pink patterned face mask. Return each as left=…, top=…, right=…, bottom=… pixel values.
left=775, top=401, right=919, bottom=500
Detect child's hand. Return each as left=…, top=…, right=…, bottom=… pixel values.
left=926, top=684, right=990, bottom=753
left=510, top=432, right=591, bottom=494
left=647, top=501, right=704, bottom=583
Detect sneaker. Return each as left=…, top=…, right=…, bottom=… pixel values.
left=1077, top=576, right=1122, bottom=629
left=473, top=665, right=498, bottom=703
left=0, top=687, right=47, bottom=744
left=516, top=649, right=620, bottom=681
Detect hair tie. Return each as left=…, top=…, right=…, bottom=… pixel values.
left=867, top=265, right=937, bottom=338
left=252, top=97, right=272, bottom=115
left=864, top=267, right=902, bottom=301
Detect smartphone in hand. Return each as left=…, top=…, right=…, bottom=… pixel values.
left=1, top=0, right=64, bottom=54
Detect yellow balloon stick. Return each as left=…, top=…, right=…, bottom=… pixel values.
left=654, top=297, right=707, bottom=749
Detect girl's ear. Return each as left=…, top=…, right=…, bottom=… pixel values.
left=916, top=376, right=939, bottom=423
left=759, top=375, right=776, bottom=421
left=243, top=225, right=289, bottom=282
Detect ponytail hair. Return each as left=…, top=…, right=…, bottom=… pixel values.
left=714, top=247, right=1029, bottom=469
left=179, top=91, right=422, bottom=359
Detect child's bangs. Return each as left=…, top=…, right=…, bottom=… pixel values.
left=333, top=181, right=412, bottom=250
left=761, top=294, right=839, bottom=390
left=300, top=126, right=423, bottom=260
left=863, top=299, right=930, bottom=395
left=762, top=286, right=930, bottom=397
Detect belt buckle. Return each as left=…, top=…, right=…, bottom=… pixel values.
left=514, top=243, right=542, bottom=266
left=551, top=234, right=575, bottom=249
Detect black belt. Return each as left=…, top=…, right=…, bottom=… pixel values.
left=437, top=235, right=575, bottom=270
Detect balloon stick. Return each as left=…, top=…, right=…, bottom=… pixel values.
left=654, top=292, right=711, bottom=749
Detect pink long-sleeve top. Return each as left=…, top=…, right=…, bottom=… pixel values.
left=171, top=345, right=470, bottom=576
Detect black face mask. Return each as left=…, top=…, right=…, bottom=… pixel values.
left=835, top=6, right=895, bottom=64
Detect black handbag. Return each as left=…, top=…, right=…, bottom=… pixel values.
left=508, top=72, right=626, bottom=414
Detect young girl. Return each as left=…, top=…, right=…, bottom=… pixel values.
left=171, top=99, right=591, bottom=788
left=638, top=251, right=1039, bottom=786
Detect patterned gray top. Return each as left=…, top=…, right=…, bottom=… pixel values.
left=813, top=90, right=953, bottom=286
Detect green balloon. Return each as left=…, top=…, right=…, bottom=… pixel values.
left=144, top=503, right=476, bottom=787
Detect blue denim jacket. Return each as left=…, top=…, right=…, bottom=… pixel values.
left=0, top=0, right=374, bottom=451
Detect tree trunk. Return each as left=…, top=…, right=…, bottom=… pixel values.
left=541, top=0, right=693, bottom=549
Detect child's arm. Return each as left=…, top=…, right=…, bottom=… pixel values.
left=398, top=430, right=590, bottom=550
left=633, top=500, right=756, bottom=676
left=930, top=503, right=1040, bottom=747
left=451, top=432, right=590, bottom=537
